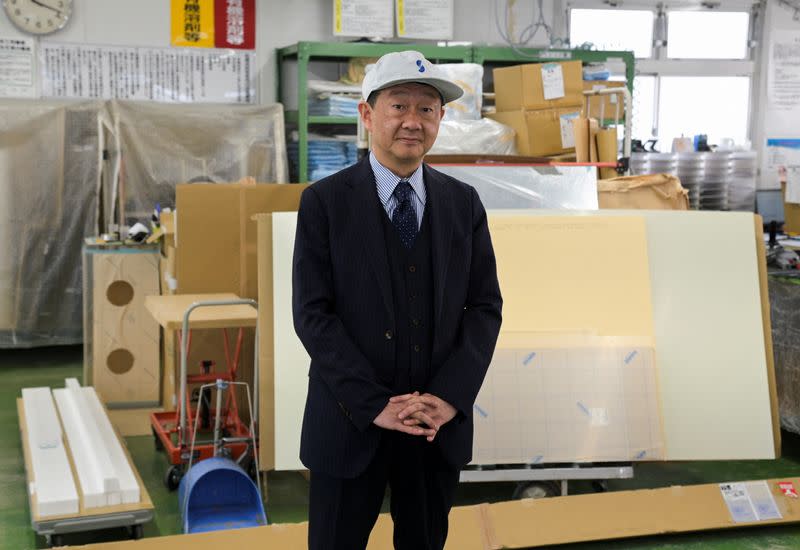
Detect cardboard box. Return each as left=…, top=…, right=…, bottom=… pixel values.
left=782, top=182, right=800, bottom=234
left=175, top=183, right=308, bottom=298
left=583, top=80, right=627, bottom=120
left=488, top=106, right=583, bottom=157
left=598, top=174, right=690, bottom=210
left=493, top=60, right=583, bottom=111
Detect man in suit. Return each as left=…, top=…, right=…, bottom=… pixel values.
left=292, top=50, right=503, bottom=550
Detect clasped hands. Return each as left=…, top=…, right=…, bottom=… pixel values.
left=373, top=391, right=456, bottom=442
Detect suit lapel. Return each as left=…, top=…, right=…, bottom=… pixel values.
left=423, top=164, right=453, bottom=336
left=349, top=157, right=394, bottom=316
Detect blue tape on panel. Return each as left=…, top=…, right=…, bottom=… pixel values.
left=474, top=404, right=488, bottom=418
left=624, top=350, right=638, bottom=364
left=522, top=352, right=537, bottom=365
left=635, top=450, right=646, bottom=459
left=577, top=401, right=590, bottom=415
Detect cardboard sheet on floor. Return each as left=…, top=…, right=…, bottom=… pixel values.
left=484, top=477, right=800, bottom=548
left=72, top=478, right=800, bottom=549
left=71, top=505, right=486, bottom=549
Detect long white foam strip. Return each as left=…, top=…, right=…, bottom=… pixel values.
left=52, top=388, right=105, bottom=508
left=64, top=378, right=120, bottom=504
left=21, top=388, right=79, bottom=517
left=82, top=387, right=140, bottom=504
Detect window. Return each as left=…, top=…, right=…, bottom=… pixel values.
left=657, top=76, right=750, bottom=148
left=569, top=9, right=654, bottom=58
left=567, top=4, right=756, bottom=149
left=667, top=11, right=750, bottom=59
left=632, top=75, right=656, bottom=141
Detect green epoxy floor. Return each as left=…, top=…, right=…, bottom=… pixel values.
left=2, top=346, right=800, bottom=549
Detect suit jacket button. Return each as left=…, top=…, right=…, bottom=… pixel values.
left=385, top=330, right=393, bottom=340
left=409, top=265, right=416, bottom=273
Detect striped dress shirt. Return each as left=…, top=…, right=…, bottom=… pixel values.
left=369, top=152, right=426, bottom=230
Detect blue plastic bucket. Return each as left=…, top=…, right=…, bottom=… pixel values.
left=178, top=457, right=267, bottom=534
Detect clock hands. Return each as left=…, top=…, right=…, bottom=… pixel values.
left=29, top=0, right=63, bottom=16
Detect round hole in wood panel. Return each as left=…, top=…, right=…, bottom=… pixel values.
left=107, top=348, right=134, bottom=375
left=106, top=280, right=134, bottom=306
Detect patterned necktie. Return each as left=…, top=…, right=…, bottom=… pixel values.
left=392, top=181, right=418, bottom=248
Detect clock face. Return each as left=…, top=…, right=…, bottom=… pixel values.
left=2, top=0, right=72, bottom=35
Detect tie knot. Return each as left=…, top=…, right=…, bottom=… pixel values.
left=394, top=180, right=414, bottom=202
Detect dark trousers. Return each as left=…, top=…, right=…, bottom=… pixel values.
left=308, top=430, right=460, bottom=550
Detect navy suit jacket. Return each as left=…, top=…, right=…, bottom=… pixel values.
left=292, top=156, right=502, bottom=478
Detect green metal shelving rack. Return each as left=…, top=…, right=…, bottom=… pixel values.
left=278, top=41, right=472, bottom=182
left=278, top=41, right=635, bottom=182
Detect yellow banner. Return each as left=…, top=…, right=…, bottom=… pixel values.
left=171, top=0, right=215, bottom=48
left=397, top=0, right=405, bottom=36
left=334, top=0, right=343, bottom=34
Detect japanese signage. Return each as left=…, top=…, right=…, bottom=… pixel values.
left=40, top=43, right=255, bottom=104
left=171, top=0, right=255, bottom=49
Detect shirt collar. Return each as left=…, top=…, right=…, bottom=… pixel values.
left=370, top=151, right=426, bottom=206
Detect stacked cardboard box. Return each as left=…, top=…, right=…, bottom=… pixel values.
left=583, top=80, right=627, bottom=121
left=488, top=61, right=584, bottom=157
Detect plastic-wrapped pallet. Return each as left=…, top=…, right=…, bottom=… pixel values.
left=769, top=276, right=800, bottom=434
left=429, top=118, right=517, bottom=156
left=437, top=63, right=484, bottom=121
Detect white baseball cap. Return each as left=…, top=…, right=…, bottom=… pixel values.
left=362, top=50, right=464, bottom=105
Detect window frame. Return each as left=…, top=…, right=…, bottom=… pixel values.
left=564, top=0, right=761, bottom=145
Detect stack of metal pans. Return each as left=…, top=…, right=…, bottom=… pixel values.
left=700, top=152, right=732, bottom=211
left=728, top=151, right=757, bottom=212
left=629, top=152, right=678, bottom=176
left=676, top=153, right=706, bottom=209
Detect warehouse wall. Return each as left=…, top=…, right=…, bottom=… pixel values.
left=0, top=0, right=555, bottom=104
left=753, top=0, right=800, bottom=190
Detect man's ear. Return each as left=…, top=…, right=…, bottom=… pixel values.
left=358, top=101, right=373, bottom=132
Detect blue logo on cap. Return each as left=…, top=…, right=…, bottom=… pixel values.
left=416, top=59, right=425, bottom=73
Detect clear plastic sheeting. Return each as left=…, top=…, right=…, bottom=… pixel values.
left=2, top=99, right=289, bottom=348
left=429, top=118, right=517, bottom=156
left=102, top=100, right=288, bottom=226
left=769, top=276, right=800, bottom=435
left=431, top=164, right=598, bottom=210
left=438, top=63, right=483, bottom=121
left=0, top=99, right=101, bottom=347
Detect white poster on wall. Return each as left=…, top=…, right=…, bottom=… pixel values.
left=766, top=138, right=800, bottom=193
left=395, top=0, right=453, bottom=40
left=333, top=0, right=394, bottom=38
left=0, top=37, right=35, bottom=98
left=768, top=30, right=800, bottom=111
left=39, top=43, right=256, bottom=103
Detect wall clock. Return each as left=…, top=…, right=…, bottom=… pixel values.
left=2, top=0, right=72, bottom=35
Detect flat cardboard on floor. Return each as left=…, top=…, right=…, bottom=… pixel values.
left=74, top=478, right=800, bottom=549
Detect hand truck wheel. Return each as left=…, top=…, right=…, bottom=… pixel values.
left=163, top=464, right=184, bottom=491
